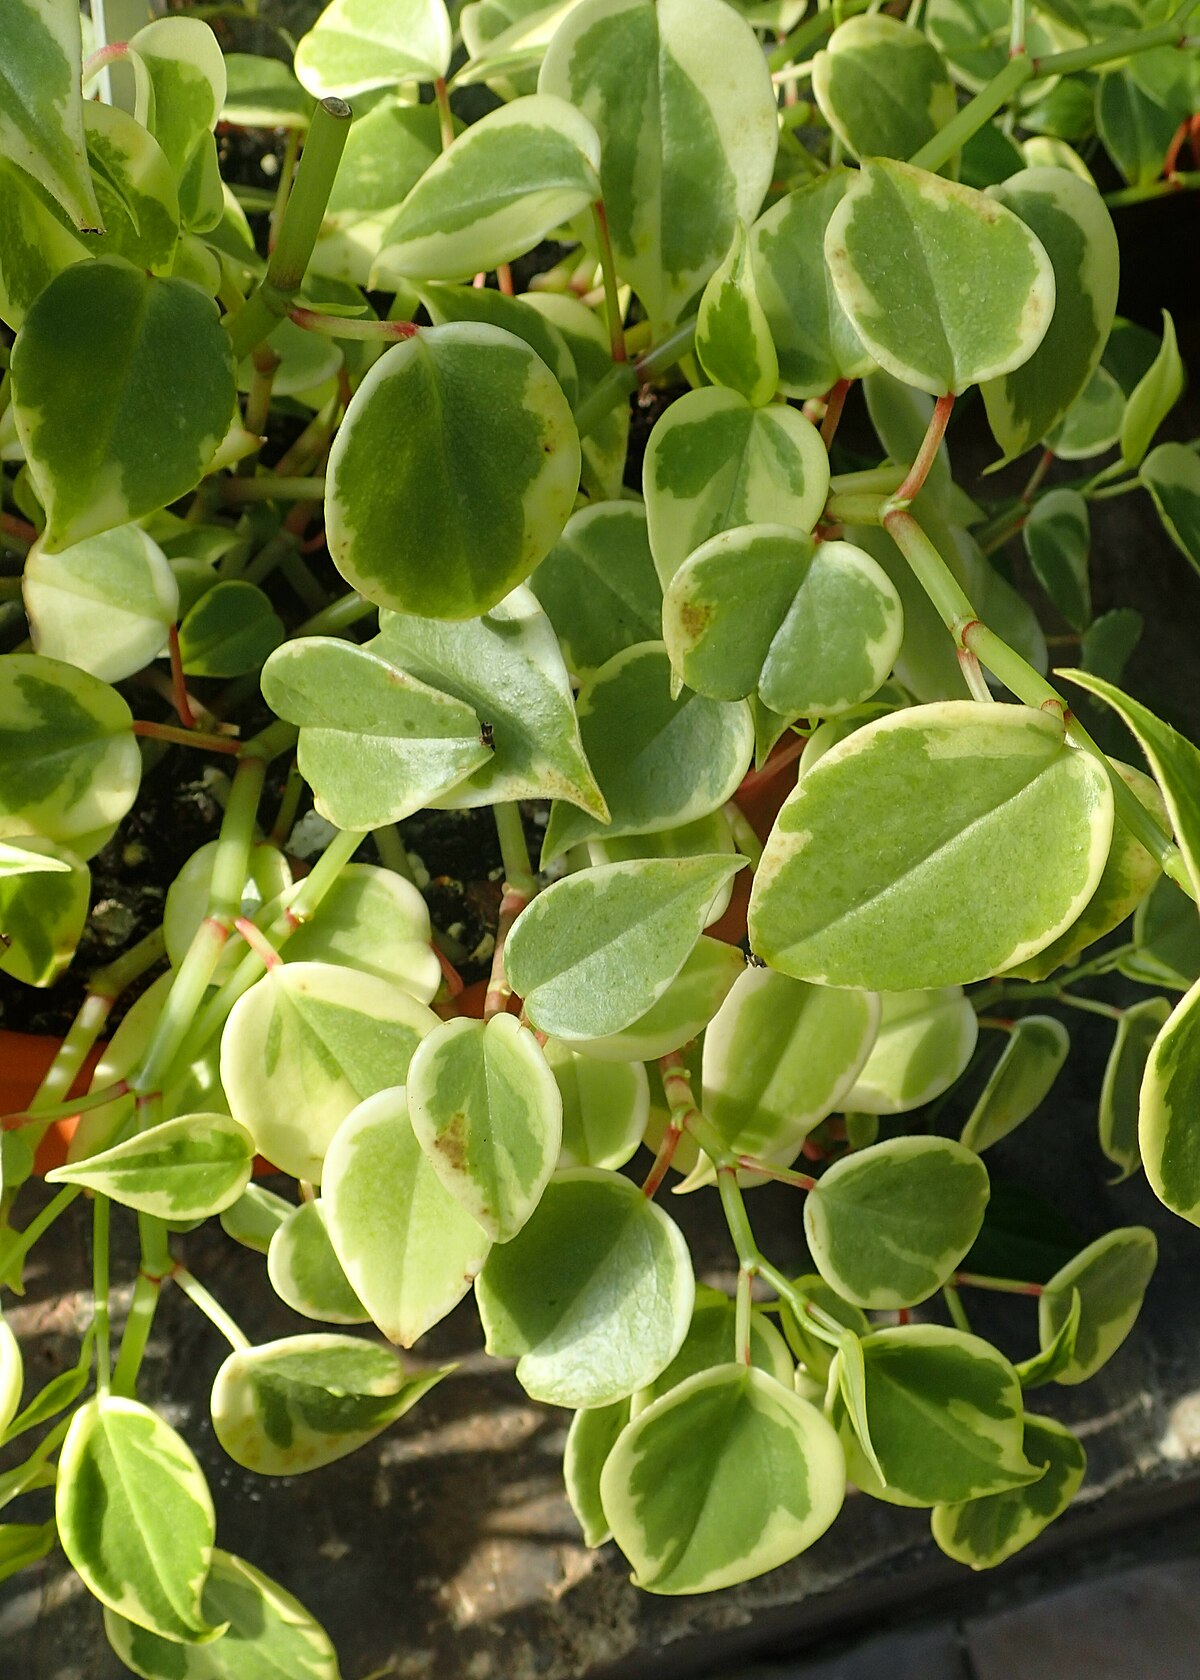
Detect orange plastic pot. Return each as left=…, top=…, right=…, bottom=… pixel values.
left=0, top=1029, right=106, bottom=1175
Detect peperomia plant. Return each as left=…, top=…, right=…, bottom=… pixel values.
left=1, top=0, right=1199, bottom=1664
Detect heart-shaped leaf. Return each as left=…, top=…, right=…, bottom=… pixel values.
left=812, top=14, right=956, bottom=162
left=57, top=1397, right=220, bottom=1642
left=11, top=260, right=236, bottom=551
left=79, top=103, right=181, bottom=275
left=539, top=0, right=778, bottom=331
left=220, top=961, right=439, bottom=1182
left=370, top=588, right=606, bottom=815
left=322, top=1087, right=492, bottom=1345
left=504, top=854, right=744, bottom=1040
left=261, top=637, right=490, bottom=828
left=959, top=1016, right=1070, bottom=1153
left=266, top=1200, right=369, bottom=1325
left=211, top=1333, right=448, bottom=1474
left=407, top=1014, right=562, bottom=1242
left=749, top=170, right=874, bottom=399
left=219, top=1185, right=294, bottom=1256
left=541, top=642, right=754, bottom=863
left=476, top=1167, right=694, bottom=1407
left=931, top=1415, right=1085, bottom=1568
left=643, top=387, right=829, bottom=586
left=0, top=654, right=140, bottom=854
left=531, top=500, right=662, bottom=677
left=663, top=526, right=904, bottom=717
left=418, top=282, right=578, bottom=404
left=327, top=324, right=580, bottom=619
left=569, top=936, right=743, bottom=1065
left=295, top=0, right=452, bottom=96
left=46, top=1114, right=255, bottom=1220
left=843, top=987, right=980, bottom=1115
left=0, top=0, right=100, bottom=230
left=750, top=702, right=1114, bottom=990
left=377, top=94, right=600, bottom=280
left=830, top=1325, right=1040, bottom=1506
left=178, top=581, right=283, bottom=678
left=105, top=1549, right=340, bottom=1680
left=547, top=1042, right=648, bottom=1170
left=695, top=221, right=778, bottom=407
left=1039, top=1227, right=1157, bottom=1383
left=824, top=159, right=1056, bottom=397
left=805, top=1137, right=990, bottom=1310
left=600, top=1365, right=844, bottom=1592
left=24, top=524, right=179, bottom=684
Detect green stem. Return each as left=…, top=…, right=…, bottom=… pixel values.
left=493, top=804, right=537, bottom=898
left=0, top=1186, right=81, bottom=1279
left=942, top=1284, right=972, bottom=1333
left=173, top=1267, right=251, bottom=1351
left=574, top=318, right=700, bottom=440
left=716, top=1169, right=759, bottom=1271
left=828, top=465, right=907, bottom=499
left=111, top=1270, right=161, bottom=1399
left=296, top=590, right=376, bottom=638
left=735, top=1264, right=753, bottom=1366
left=92, top=1197, right=111, bottom=1394
left=1010, top=0, right=1028, bottom=56
left=1035, top=0, right=1199, bottom=78
left=1105, top=171, right=1200, bottom=208
left=433, top=77, right=455, bottom=152
left=954, top=1271, right=1042, bottom=1296
left=766, top=0, right=870, bottom=68
left=591, top=202, right=628, bottom=364
left=289, top=308, right=418, bottom=343
left=218, top=476, right=326, bottom=504
left=909, top=55, right=1033, bottom=173
left=224, top=97, right=354, bottom=362
left=885, top=510, right=976, bottom=631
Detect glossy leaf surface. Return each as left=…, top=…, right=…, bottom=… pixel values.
left=47, top=1114, right=254, bottom=1220
left=24, top=524, right=179, bottom=683
left=695, top=221, right=778, bottom=407
left=546, top=1041, right=648, bottom=1170
left=531, top=501, right=661, bottom=677
left=0, top=0, right=100, bottom=230
left=295, top=0, right=452, bottom=95
left=1039, top=1227, right=1157, bottom=1383
left=842, top=987, right=978, bottom=1114
left=1142, top=441, right=1200, bottom=578
left=931, top=1415, right=1085, bottom=1569
left=266, top=1200, right=368, bottom=1325
left=1099, top=996, right=1170, bottom=1181
left=960, top=1016, right=1070, bottom=1154
left=812, top=15, right=956, bottom=162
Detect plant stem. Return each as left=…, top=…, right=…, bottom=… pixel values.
left=887, top=394, right=955, bottom=509
left=224, top=97, right=354, bottom=362
left=172, top=1267, right=251, bottom=1351
left=734, top=1156, right=817, bottom=1190
left=735, top=1264, right=753, bottom=1366
left=218, top=475, right=327, bottom=504
left=766, top=0, right=870, bottom=68
left=268, top=127, right=302, bottom=255
left=0, top=1186, right=81, bottom=1281
left=909, top=55, right=1033, bottom=173
left=954, top=1271, right=1042, bottom=1296
left=92, top=1197, right=111, bottom=1395
left=132, top=719, right=243, bottom=755
left=574, top=318, right=699, bottom=440
left=485, top=887, right=533, bottom=1019
left=591, top=202, right=628, bottom=364
left=111, top=1271, right=161, bottom=1399
left=820, top=379, right=852, bottom=450
left=493, top=804, right=537, bottom=898
left=433, top=77, right=455, bottom=151
left=1105, top=170, right=1200, bottom=208
left=641, top=1120, right=683, bottom=1198
left=290, top=308, right=419, bottom=342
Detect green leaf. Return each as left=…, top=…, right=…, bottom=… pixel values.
left=1081, top=607, right=1143, bottom=686
left=0, top=1519, right=55, bottom=1583
left=540, top=642, right=754, bottom=863
left=0, top=1317, right=22, bottom=1439
left=701, top=967, right=880, bottom=1161
left=777, top=1275, right=869, bottom=1382
left=327, top=324, right=580, bottom=619
left=0, top=0, right=101, bottom=230
left=662, top=527, right=904, bottom=717
left=376, top=95, right=600, bottom=280
left=1063, top=667, right=1200, bottom=900
left=370, top=590, right=606, bottom=816
left=525, top=290, right=630, bottom=497
left=0, top=157, right=89, bottom=332
left=47, top=1114, right=254, bottom=1219
left=267, top=1200, right=368, bottom=1325
left=219, top=961, right=439, bottom=1182
left=830, top=1325, right=1040, bottom=1507
left=222, top=54, right=316, bottom=129
left=322, top=1086, right=491, bottom=1345
left=805, top=1137, right=990, bottom=1310
left=1039, top=1227, right=1157, bottom=1383
left=1046, top=363, right=1126, bottom=459
left=164, top=841, right=292, bottom=984
left=177, top=581, right=283, bottom=678
left=1022, top=489, right=1091, bottom=633
left=0, top=835, right=89, bottom=987
left=586, top=809, right=738, bottom=926
left=4, top=1328, right=94, bottom=1443
left=1099, top=995, right=1171, bottom=1181
left=959, top=1016, right=1070, bottom=1153
left=631, top=1285, right=793, bottom=1415
left=825, top=159, right=1056, bottom=398
left=960, top=121, right=1026, bottom=190
left=261, top=637, right=490, bottom=829
left=812, top=14, right=956, bottom=163
left=476, top=1167, right=693, bottom=1407
left=600, top=1364, right=845, bottom=1592
left=695, top=222, right=778, bottom=407
left=219, top=1185, right=294, bottom=1256
left=275, top=863, right=440, bottom=1001
left=418, top=282, right=578, bottom=405
left=211, top=1332, right=448, bottom=1474
left=11, top=260, right=236, bottom=551
left=1142, top=441, right=1200, bottom=578
left=926, top=0, right=1065, bottom=93
left=79, top=103, right=181, bottom=275
left=127, top=17, right=227, bottom=235
left=546, top=1041, right=648, bottom=1170
left=568, top=936, right=743, bottom=1065
left=1139, top=981, right=1200, bottom=1221
left=24, top=523, right=179, bottom=683
left=564, top=1399, right=629, bottom=1547
left=56, top=1396, right=220, bottom=1642
left=843, top=988, right=979, bottom=1114
left=531, top=500, right=661, bottom=677
left=295, top=0, right=452, bottom=96
left=407, top=1014, right=561, bottom=1242
left=982, top=169, right=1119, bottom=464
left=0, top=654, right=140, bottom=854
left=1096, top=68, right=1177, bottom=190
left=1015, top=1287, right=1081, bottom=1388
left=105, top=1548, right=340, bottom=1680
left=504, top=854, right=744, bottom=1040
left=1120, top=311, right=1184, bottom=468
left=931, top=1415, right=1085, bottom=1568
left=749, top=171, right=874, bottom=400
left=750, top=701, right=1113, bottom=990
left=643, top=387, right=829, bottom=587
left=539, top=0, right=778, bottom=331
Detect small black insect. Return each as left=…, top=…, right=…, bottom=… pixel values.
left=481, top=721, right=495, bottom=749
